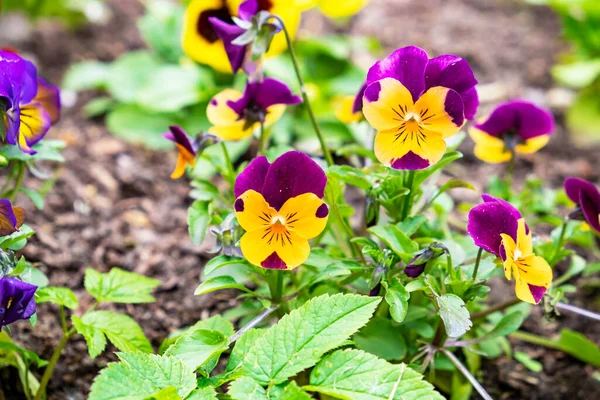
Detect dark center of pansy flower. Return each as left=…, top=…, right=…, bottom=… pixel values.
left=197, top=6, right=233, bottom=43
left=257, top=0, right=274, bottom=11
left=502, top=129, right=523, bottom=152
left=242, top=101, right=266, bottom=130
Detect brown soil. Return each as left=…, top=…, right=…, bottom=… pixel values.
left=1, top=0, right=599, bottom=399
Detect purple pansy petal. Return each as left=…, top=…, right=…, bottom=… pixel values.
left=261, top=252, right=287, bottom=270
left=580, top=190, right=600, bottom=233
left=425, top=55, right=478, bottom=95
left=352, top=82, right=367, bottom=114
left=366, top=46, right=428, bottom=102
left=164, top=125, right=196, bottom=155
left=0, top=277, right=37, bottom=327
left=254, top=78, right=302, bottom=109
left=468, top=202, right=519, bottom=256
left=234, top=155, right=271, bottom=198
left=3, top=108, right=19, bottom=146
left=444, top=89, right=465, bottom=127
left=405, top=262, right=425, bottom=278
left=363, top=81, right=381, bottom=103
left=391, top=152, right=430, bottom=170
left=0, top=199, right=18, bottom=236
left=482, top=194, right=523, bottom=221
left=209, top=17, right=247, bottom=73
left=0, top=50, right=26, bottom=110
left=475, top=100, right=554, bottom=140
left=460, top=87, right=479, bottom=120
left=20, top=59, right=38, bottom=105
left=262, top=151, right=327, bottom=210
left=238, top=0, right=259, bottom=21
left=528, top=284, right=547, bottom=304
left=564, top=177, right=600, bottom=205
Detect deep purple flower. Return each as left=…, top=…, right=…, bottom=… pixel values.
left=469, top=100, right=554, bottom=163
left=0, top=199, right=25, bottom=237
left=564, top=178, right=600, bottom=233
left=0, top=50, right=61, bottom=155
left=0, top=277, right=37, bottom=329
left=207, top=77, right=301, bottom=140
left=234, top=151, right=329, bottom=270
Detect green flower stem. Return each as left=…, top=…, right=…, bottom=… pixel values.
left=472, top=248, right=483, bottom=281
left=441, top=349, right=493, bottom=400
left=258, top=121, right=268, bottom=155
left=220, top=141, right=236, bottom=186
left=509, top=330, right=561, bottom=350
left=504, top=153, right=516, bottom=200
left=400, top=170, right=415, bottom=221
left=2, top=161, right=25, bottom=201
left=550, top=219, right=569, bottom=267
left=59, top=305, right=68, bottom=334
left=34, top=328, right=76, bottom=400
left=471, top=297, right=520, bottom=321
left=271, top=15, right=334, bottom=167
left=268, top=270, right=284, bottom=304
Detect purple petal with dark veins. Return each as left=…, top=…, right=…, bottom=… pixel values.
left=366, top=46, right=428, bottom=102
left=163, top=125, right=197, bottom=156
left=475, top=100, right=554, bottom=140
left=391, top=152, right=430, bottom=170
left=468, top=202, right=519, bottom=256
left=262, top=151, right=327, bottom=210
left=261, top=252, right=287, bottom=269
left=209, top=17, right=247, bottom=73
left=234, top=155, right=270, bottom=198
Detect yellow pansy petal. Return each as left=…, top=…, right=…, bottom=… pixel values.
left=336, top=95, right=362, bottom=124
left=264, top=104, right=286, bottom=127
left=234, top=190, right=275, bottom=232
left=209, top=124, right=254, bottom=140
left=278, top=193, right=328, bottom=240
left=240, top=227, right=310, bottom=270
left=207, top=89, right=243, bottom=125
left=516, top=255, right=552, bottom=288
left=182, top=0, right=233, bottom=73
left=500, top=233, right=516, bottom=280
left=515, top=218, right=533, bottom=255
left=374, top=127, right=447, bottom=169
left=469, top=126, right=512, bottom=164
left=18, top=102, right=51, bottom=153
left=515, top=135, right=550, bottom=155
left=514, top=277, right=536, bottom=304
left=414, top=87, right=463, bottom=138
left=296, top=0, right=318, bottom=10
left=362, top=78, right=414, bottom=131
left=171, top=153, right=188, bottom=179
left=318, top=0, right=367, bottom=18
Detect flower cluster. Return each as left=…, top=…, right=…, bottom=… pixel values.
left=0, top=49, right=61, bottom=154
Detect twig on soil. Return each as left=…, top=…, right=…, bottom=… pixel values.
left=556, top=302, right=600, bottom=321
left=442, top=349, right=493, bottom=400
left=229, top=305, right=277, bottom=343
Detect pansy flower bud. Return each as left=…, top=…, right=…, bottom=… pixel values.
left=163, top=126, right=199, bottom=179
left=404, top=242, right=448, bottom=278
left=0, top=277, right=37, bottom=330
left=234, top=151, right=329, bottom=270
left=182, top=0, right=301, bottom=73
left=468, top=100, right=554, bottom=164
left=564, top=177, right=600, bottom=233
left=207, top=78, right=301, bottom=141
left=0, top=199, right=25, bottom=237
left=468, top=195, right=552, bottom=304
left=362, top=46, right=478, bottom=170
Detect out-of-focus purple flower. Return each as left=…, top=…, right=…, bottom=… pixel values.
left=0, top=277, right=37, bottom=329
left=0, top=50, right=61, bottom=155
left=469, top=100, right=554, bottom=163
left=0, top=199, right=25, bottom=237
left=564, top=177, right=600, bottom=233
left=234, top=151, right=328, bottom=270
left=163, top=126, right=198, bottom=180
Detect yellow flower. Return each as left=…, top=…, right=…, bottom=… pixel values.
left=469, top=126, right=550, bottom=164
left=335, top=95, right=362, bottom=124
left=298, top=0, right=368, bottom=18
left=500, top=218, right=552, bottom=304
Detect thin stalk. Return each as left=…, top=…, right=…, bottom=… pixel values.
left=271, top=15, right=334, bottom=166
left=441, top=349, right=493, bottom=400
left=220, top=141, right=235, bottom=185
left=34, top=328, right=75, bottom=400
left=59, top=305, right=68, bottom=334
left=257, top=121, right=268, bottom=155
left=550, top=219, right=569, bottom=267
left=400, top=171, right=415, bottom=221
left=556, top=302, right=600, bottom=321
left=471, top=297, right=520, bottom=321
left=504, top=152, right=516, bottom=200
left=509, top=330, right=561, bottom=350
left=267, top=270, right=284, bottom=304
left=229, top=306, right=277, bottom=343
left=472, top=248, right=483, bottom=281
left=23, top=360, right=32, bottom=400
left=5, top=162, right=25, bottom=202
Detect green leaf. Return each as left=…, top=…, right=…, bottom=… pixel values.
left=226, top=329, right=262, bottom=372
left=84, top=97, right=115, bottom=117
left=353, top=317, right=407, bottom=361
left=228, top=377, right=267, bottom=400
left=188, top=200, right=211, bottom=245
left=397, top=215, right=428, bottom=237
left=368, top=224, right=419, bottom=260
left=106, top=105, right=174, bottom=150
left=201, top=255, right=251, bottom=280
left=567, top=87, right=600, bottom=145
left=383, top=277, right=410, bottom=323
left=35, top=287, right=79, bottom=309
left=106, top=51, right=163, bottom=103
left=84, top=267, right=160, bottom=304
left=485, top=311, right=526, bottom=340
left=164, top=328, right=229, bottom=371
left=241, top=293, right=381, bottom=385
left=74, top=311, right=152, bottom=359
left=413, top=151, right=463, bottom=187
left=306, top=349, right=444, bottom=399
left=0, top=140, right=66, bottom=162
left=514, top=351, right=543, bottom=372
left=184, top=387, right=218, bottom=400
left=20, top=188, right=44, bottom=210
left=145, top=386, right=181, bottom=400
left=89, top=353, right=196, bottom=400
left=0, top=339, right=48, bottom=368
left=436, top=179, right=475, bottom=196
left=194, top=276, right=255, bottom=296
left=0, top=225, right=35, bottom=249
left=552, top=60, right=600, bottom=89
left=136, top=65, right=204, bottom=112
left=63, top=61, right=109, bottom=90
left=437, top=294, right=472, bottom=338
left=269, top=382, right=312, bottom=400
left=327, top=165, right=371, bottom=190
left=558, top=328, right=600, bottom=367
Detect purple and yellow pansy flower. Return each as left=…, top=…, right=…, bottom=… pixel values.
left=0, top=277, right=37, bottom=330
left=564, top=177, right=600, bottom=234
left=0, top=199, right=25, bottom=237
left=207, top=77, right=301, bottom=141
left=362, top=46, right=478, bottom=170
left=469, top=100, right=554, bottom=164
left=468, top=194, right=552, bottom=304
left=182, top=0, right=301, bottom=73
left=163, top=126, right=198, bottom=180
left=0, top=50, right=61, bottom=155
left=234, top=151, right=329, bottom=270
left=336, top=83, right=366, bottom=124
